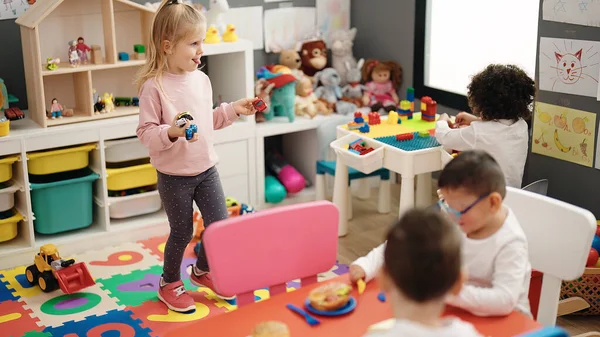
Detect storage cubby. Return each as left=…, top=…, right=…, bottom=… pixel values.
left=43, top=71, right=94, bottom=125
left=0, top=156, right=33, bottom=254
left=91, top=67, right=140, bottom=118
left=114, top=0, right=152, bottom=57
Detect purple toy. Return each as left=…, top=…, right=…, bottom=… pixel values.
left=265, top=150, right=305, bottom=194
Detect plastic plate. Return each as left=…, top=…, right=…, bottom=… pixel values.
left=304, top=297, right=357, bottom=316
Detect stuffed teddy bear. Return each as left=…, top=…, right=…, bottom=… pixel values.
left=279, top=49, right=304, bottom=80
left=295, top=76, right=330, bottom=118
left=313, top=68, right=357, bottom=115
left=330, top=28, right=357, bottom=86
left=254, top=79, right=274, bottom=123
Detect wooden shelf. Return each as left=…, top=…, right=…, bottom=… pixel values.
left=45, top=106, right=139, bottom=126
left=41, top=60, right=146, bottom=76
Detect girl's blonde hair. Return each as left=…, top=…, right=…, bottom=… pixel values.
left=135, top=0, right=206, bottom=94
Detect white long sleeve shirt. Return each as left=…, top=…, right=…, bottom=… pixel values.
left=364, top=318, right=483, bottom=337
left=351, top=206, right=532, bottom=317
left=435, top=119, right=529, bottom=188
left=446, top=207, right=532, bottom=317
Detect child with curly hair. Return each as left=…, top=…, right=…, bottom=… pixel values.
left=437, top=64, right=535, bottom=188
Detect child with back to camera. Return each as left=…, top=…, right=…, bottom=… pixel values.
left=135, top=0, right=257, bottom=313
left=364, top=208, right=482, bottom=337
left=351, top=150, right=532, bottom=318
left=436, top=64, right=536, bottom=188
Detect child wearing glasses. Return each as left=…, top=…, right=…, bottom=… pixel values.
left=351, top=150, right=531, bottom=318
left=436, top=64, right=535, bottom=188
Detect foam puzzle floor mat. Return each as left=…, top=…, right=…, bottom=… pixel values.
left=0, top=235, right=349, bottom=337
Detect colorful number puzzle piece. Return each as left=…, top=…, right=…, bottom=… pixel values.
left=97, top=265, right=163, bottom=307
left=0, top=300, right=43, bottom=337
left=43, top=309, right=152, bottom=337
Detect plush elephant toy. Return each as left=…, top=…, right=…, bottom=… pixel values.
left=256, top=65, right=298, bottom=122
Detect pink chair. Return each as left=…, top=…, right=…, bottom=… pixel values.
left=203, top=200, right=339, bottom=307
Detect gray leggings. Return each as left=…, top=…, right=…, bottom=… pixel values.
left=157, top=166, right=228, bottom=283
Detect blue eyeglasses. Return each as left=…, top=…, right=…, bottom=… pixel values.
left=437, top=190, right=490, bottom=220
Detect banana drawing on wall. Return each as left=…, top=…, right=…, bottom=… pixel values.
left=532, top=102, right=595, bottom=167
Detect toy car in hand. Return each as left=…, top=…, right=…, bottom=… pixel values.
left=185, top=124, right=198, bottom=140
left=175, top=111, right=194, bottom=128
left=252, top=97, right=267, bottom=113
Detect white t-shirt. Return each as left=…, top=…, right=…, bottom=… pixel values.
left=435, top=118, right=529, bottom=188
left=351, top=206, right=532, bottom=317
left=363, top=318, right=483, bottom=337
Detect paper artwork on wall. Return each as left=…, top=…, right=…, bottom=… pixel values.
left=221, top=6, right=264, bottom=50
left=539, top=37, right=600, bottom=98
left=316, top=0, right=350, bottom=44
left=0, top=0, right=34, bottom=21
left=542, top=0, right=600, bottom=27
left=263, top=7, right=316, bottom=53
left=532, top=102, right=596, bottom=167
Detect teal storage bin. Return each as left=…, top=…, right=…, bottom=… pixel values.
left=29, top=168, right=100, bottom=234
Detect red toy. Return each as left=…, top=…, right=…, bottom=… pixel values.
left=596, top=225, right=600, bottom=237
left=395, top=133, right=414, bottom=141
left=368, top=112, right=381, bottom=125
left=4, top=107, right=24, bottom=121
left=420, top=96, right=437, bottom=122
left=348, top=139, right=374, bottom=155
left=587, top=248, right=599, bottom=267
left=252, top=97, right=268, bottom=113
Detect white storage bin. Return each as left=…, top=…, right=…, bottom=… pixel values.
left=105, top=137, right=149, bottom=163
left=330, top=133, right=385, bottom=174
left=0, top=181, right=20, bottom=213
left=108, top=190, right=162, bottom=219
left=441, top=148, right=455, bottom=168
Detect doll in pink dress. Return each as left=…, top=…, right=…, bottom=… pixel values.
left=361, top=59, right=402, bottom=112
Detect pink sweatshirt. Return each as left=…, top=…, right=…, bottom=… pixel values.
left=136, top=70, right=239, bottom=176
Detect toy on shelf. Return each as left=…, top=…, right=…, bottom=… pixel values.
left=206, top=0, right=229, bottom=35
left=93, top=90, right=105, bottom=114
left=361, top=59, right=402, bottom=112
left=175, top=112, right=198, bottom=140
left=314, top=67, right=357, bottom=115
left=265, top=150, right=305, bottom=194
left=67, top=40, right=81, bottom=67
left=300, top=39, right=328, bottom=78
left=421, top=96, right=437, bottom=122
left=48, top=98, right=64, bottom=119
left=348, top=138, right=374, bottom=155
left=25, top=244, right=95, bottom=294
left=76, top=37, right=91, bottom=64
left=278, top=48, right=304, bottom=80
left=330, top=28, right=358, bottom=86
left=398, top=100, right=412, bottom=119
left=45, top=57, right=60, bottom=71
left=368, top=111, right=381, bottom=125
left=205, top=25, right=222, bottom=44
left=4, top=107, right=24, bottom=121
left=0, top=117, right=8, bottom=137
left=256, top=65, right=297, bottom=122
left=91, top=45, right=103, bottom=64
left=295, top=76, right=329, bottom=118
left=341, top=58, right=366, bottom=107
left=114, top=97, right=140, bottom=107
left=133, top=44, right=146, bottom=60
left=102, top=92, right=115, bottom=113
left=223, top=24, right=238, bottom=42
left=265, top=175, right=287, bottom=203
left=118, top=52, right=130, bottom=61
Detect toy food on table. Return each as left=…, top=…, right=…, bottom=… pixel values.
left=251, top=321, right=291, bottom=337
left=357, top=279, right=366, bottom=295
left=308, top=282, right=352, bottom=311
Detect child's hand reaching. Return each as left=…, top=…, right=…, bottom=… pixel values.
left=233, top=98, right=258, bottom=116
left=455, top=112, right=480, bottom=126
left=349, top=265, right=366, bottom=284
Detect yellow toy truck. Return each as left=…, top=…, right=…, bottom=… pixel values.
left=25, top=244, right=95, bottom=294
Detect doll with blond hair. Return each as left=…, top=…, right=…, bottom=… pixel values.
left=361, top=59, right=402, bottom=112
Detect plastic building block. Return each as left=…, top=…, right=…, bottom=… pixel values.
left=375, top=132, right=440, bottom=152
left=133, top=44, right=146, bottom=53
left=418, top=130, right=430, bottom=138
left=185, top=124, right=198, bottom=140
left=399, top=100, right=411, bottom=111
left=347, top=121, right=363, bottom=130
left=353, top=111, right=362, bottom=118
left=358, top=124, right=370, bottom=133
left=406, top=87, right=415, bottom=102
left=368, top=112, right=381, bottom=125
left=118, top=52, right=129, bottom=61
left=395, top=133, right=414, bottom=141
left=348, top=139, right=374, bottom=155
left=387, top=111, right=398, bottom=124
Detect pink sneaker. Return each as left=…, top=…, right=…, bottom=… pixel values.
left=157, top=279, right=196, bottom=312
left=189, top=267, right=235, bottom=300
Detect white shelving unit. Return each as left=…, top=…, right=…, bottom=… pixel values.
left=0, top=38, right=256, bottom=269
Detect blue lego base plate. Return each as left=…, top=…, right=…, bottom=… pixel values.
left=375, top=132, right=440, bottom=151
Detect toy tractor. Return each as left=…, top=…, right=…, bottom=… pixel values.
left=25, top=244, right=95, bottom=294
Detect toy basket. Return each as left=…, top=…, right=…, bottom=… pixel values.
left=330, top=133, right=385, bottom=174
left=559, top=267, right=600, bottom=315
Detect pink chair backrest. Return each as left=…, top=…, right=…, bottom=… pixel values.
left=203, top=201, right=339, bottom=306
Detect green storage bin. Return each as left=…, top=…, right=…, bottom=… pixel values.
left=29, top=168, right=100, bottom=234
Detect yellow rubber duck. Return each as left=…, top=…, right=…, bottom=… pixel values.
left=205, top=25, right=221, bottom=44
left=222, top=24, right=238, bottom=42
